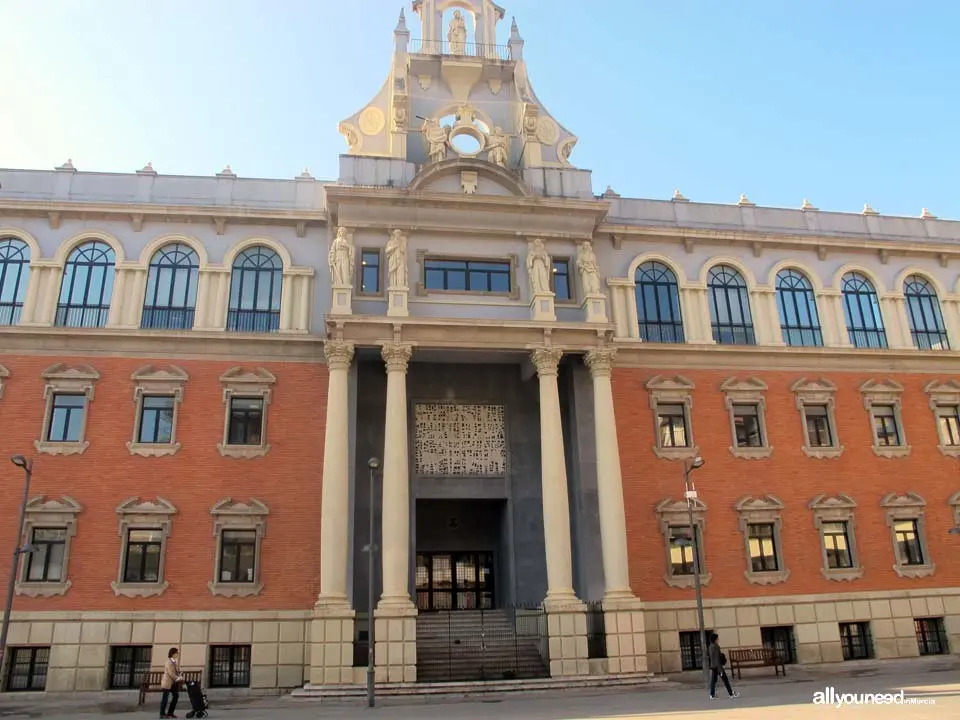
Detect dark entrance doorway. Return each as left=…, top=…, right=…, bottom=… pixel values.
left=415, top=552, right=494, bottom=611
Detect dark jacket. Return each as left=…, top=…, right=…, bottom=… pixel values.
left=708, top=641, right=723, bottom=670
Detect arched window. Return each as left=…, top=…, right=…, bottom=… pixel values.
left=56, top=240, right=116, bottom=328
left=708, top=265, right=755, bottom=345
left=635, top=261, right=684, bottom=343
left=141, top=243, right=200, bottom=330
left=841, top=272, right=886, bottom=348
left=775, top=269, right=822, bottom=346
left=0, top=238, right=30, bottom=326
left=226, top=246, right=282, bottom=333
left=904, top=275, right=949, bottom=350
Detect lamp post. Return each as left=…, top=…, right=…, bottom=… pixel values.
left=1, top=456, right=34, bottom=679
left=365, top=457, right=381, bottom=709
left=682, top=455, right=709, bottom=690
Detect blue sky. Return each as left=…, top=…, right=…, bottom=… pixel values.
left=3, top=0, right=959, bottom=218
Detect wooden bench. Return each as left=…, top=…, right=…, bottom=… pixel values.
left=137, top=670, right=203, bottom=706
left=727, top=646, right=786, bottom=679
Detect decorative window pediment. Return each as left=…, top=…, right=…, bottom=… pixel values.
left=655, top=497, right=711, bottom=588
left=218, top=367, right=275, bottom=459
left=209, top=497, right=269, bottom=598
left=880, top=492, right=934, bottom=579
left=0, top=364, right=9, bottom=399
left=35, top=362, right=100, bottom=456
left=735, top=494, right=789, bottom=586
left=860, top=379, right=909, bottom=458
left=127, top=365, right=189, bottom=458
left=808, top=493, right=863, bottom=582
left=721, top=376, right=773, bottom=459
left=16, top=495, right=82, bottom=598
left=646, top=375, right=698, bottom=460
left=792, top=377, right=843, bottom=459
left=948, top=491, right=960, bottom=528
left=112, top=497, right=177, bottom=598
left=646, top=374, right=696, bottom=406
left=924, top=380, right=960, bottom=457
left=924, top=379, right=960, bottom=408
left=791, top=377, right=836, bottom=405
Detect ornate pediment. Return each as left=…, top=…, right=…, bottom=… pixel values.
left=720, top=376, right=768, bottom=394
left=41, top=362, right=99, bottom=383
left=26, top=495, right=82, bottom=515
left=655, top=497, right=707, bottom=516
left=116, top=497, right=177, bottom=516
left=809, top=493, right=857, bottom=511
left=880, top=491, right=925, bottom=510
left=219, top=367, right=276, bottom=386
left=210, top=497, right=270, bottom=518
left=925, top=379, right=960, bottom=408
left=131, top=365, right=189, bottom=384
left=791, top=377, right=836, bottom=406
left=407, top=158, right=530, bottom=197
left=735, top=494, right=784, bottom=513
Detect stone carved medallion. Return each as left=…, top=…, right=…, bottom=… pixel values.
left=536, top=116, right=559, bottom=145
left=359, top=107, right=386, bottom=136
left=414, top=403, right=506, bottom=477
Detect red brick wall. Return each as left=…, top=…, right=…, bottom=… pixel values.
left=0, top=355, right=328, bottom=612
left=613, top=368, right=960, bottom=602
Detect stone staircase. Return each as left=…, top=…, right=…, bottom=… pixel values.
left=416, top=609, right=549, bottom=682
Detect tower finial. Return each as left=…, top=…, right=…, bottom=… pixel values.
left=508, top=16, right=524, bottom=59
left=396, top=8, right=407, bottom=31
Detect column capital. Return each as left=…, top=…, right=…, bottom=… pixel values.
left=382, top=342, right=414, bottom=373
left=584, top=347, right=617, bottom=378
left=323, top=340, right=355, bottom=370
left=531, top=347, right=562, bottom=377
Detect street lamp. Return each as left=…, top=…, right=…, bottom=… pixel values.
left=1, top=456, right=34, bottom=679
left=682, top=455, right=709, bottom=690
left=948, top=527, right=960, bottom=535
left=364, top=457, right=381, bottom=709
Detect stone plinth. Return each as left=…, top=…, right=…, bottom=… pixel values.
left=330, top=283, right=353, bottom=316
left=373, top=604, right=418, bottom=683
left=601, top=597, right=648, bottom=674
left=387, top=286, right=409, bottom=317
left=309, top=603, right=358, bottom=685
left=582, top=293, right=608, bottom=324
left=530, top=292, right=556, bottom=321
left=544, top=600, right=589, bottom=677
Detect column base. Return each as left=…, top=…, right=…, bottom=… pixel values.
left=386, top=287, right=409, bottom=317
left=581, top=293, right=608, bottom=324
left=543, top=598, right=589, bottom=678
left=308, top=603, right=361, bottom=686
left=600, top=596, right=648, bottom=674
left=373, top=603, right=418, bottom=683
left=330, top=284, right=353, bottom=316
left=530, top=292, right=557, bottom=322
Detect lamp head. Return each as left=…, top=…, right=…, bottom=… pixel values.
left=690, top=456, right=704, bottom=470
left=10, top=455, right=27, bottom=469
left=368, top=457, right=381, bottom=471
left=949, top=526, right=960, bottom=535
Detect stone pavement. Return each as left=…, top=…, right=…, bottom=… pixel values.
left=0, top=662, right=955, bottom=719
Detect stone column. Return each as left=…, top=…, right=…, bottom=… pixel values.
left=584, top=347, right=649, bottom=675
left=531, top=347, right=589, bottom=677
left=374, top=342, right=417, bottom=684
left=309, top=340, right=358, bottom=686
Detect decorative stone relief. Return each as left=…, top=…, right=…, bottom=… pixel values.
left=329, top=227, right=355, bottom=316
left=338, top=122, right=361, bottom=152
left=924, top=379, right=960, bottom=457
left=112, top=497, right=177, bottom=598
left=880, top=492, right=935, bottom=579
left=522, top=103, right=539, bottom=141
left=860, top=378, right=910, bottom=458
left=359, top=107, right=386, bottom=136
left=792, top=377, right=843, bottom=459
left=488, top=79, right=502, bottom=94
left=323, top=341, right=355, bottom=371
left=414, top=403, right=506, bottom=477
left=487, top=127, right=510, bottom=168
left=208, top=497, right=269, bottom=597
left=16, top=496, right=82, bottom=598
left=720, top=377, right=773, bottom=459
left=460, top=171, right=478, bottom=195
left=35, top=362, right=100, bottom=456
left=536, top=116, right=559, bottom=145
left=734, top=494, right=790, bottom=586
left=808, top=494, right=864, bottom=582
left=422, top=117, right=450, bottom=164
left=126, top=365, right=189, bottom=458
left=557, top=137, right=577, bottom=166
left=418, top=75, right=432, bottom=90
left=217, top=367, right=275, bottom=459
left=576, top=240, right=607, bottom=323
left=655, top=497, right=711, bottom=589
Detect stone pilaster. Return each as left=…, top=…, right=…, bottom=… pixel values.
left=600, top=597, right=648, bottom=674
left=373, top=605, right=417, bottom=683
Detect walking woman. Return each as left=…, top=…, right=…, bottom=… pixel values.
left=160, top=647, right=184, bottom=718
left=707, top=633, right=740, bottom=699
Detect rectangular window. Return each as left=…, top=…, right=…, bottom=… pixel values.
left=747, top=523, right=779, bottom=572
left=871, top=405, right=901, bottom=446
left=423, top=258, right=511, bottom=293
left=551, top=259, right=571, bottom=301
left=936, top=405, right=960, bottom=446
left=839, top=622, right=872, bottom=661
left=821, top=521, right=853, bottom=569
left=209, top=645, right=251, bottom=688
left=218, top=529, right=257, bottom=583
left=108, top=645, right=152, bottom=689
left=668, top=526, right=699, bottom=575
left=733, top=404, right=763, bottom=447
left=25, top=528, right=66, bottom=582
left=138, top=396, right=175, bottom=444
left=657, top=404, right=688, bottom=448
left=360, top=249, right=381, bottom=294
left=122, top=529, right=163, bottom=583
left=894, top=519, right=924, bottom=565
left=5, top=646, right=49, bottom=691
left=804, top=405, right=833, bottom=447
left=915, top=617, right=948, bottom=656
left=227, top=398, right=264, bottom=446
left=678, top=630, right=714, bottom=671
left=47, top=394, right=85, bottom=443
left=760, top=626, right=796, bottom=664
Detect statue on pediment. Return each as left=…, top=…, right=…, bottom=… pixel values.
left=448, top=10, right=467, bottom=55
left=487, top=127, right=510, bottom=168
left=386, top=229, right=408, bottom=289
left=422, top=117, right=450, bottom=164
left=576, top=241, right=602, bottom=296
left=329, top=227, right=355, bottom=287
left=527, top=239, right=552, bottom=296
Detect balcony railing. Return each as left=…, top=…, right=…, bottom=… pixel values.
left=141, top=306, right=196, bottom=331
left=410, top=38, right=512, bottom=61
left=226, top=309, right=280, bottom=334
left=0, top=302, right=22, bottom=326
left=55, top=304, right=109, bottom=328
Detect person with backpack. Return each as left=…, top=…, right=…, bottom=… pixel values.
left=707, top=633, right=740, bottom=699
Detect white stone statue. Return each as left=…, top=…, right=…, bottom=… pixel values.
left=422, top=117, right=449, bottom=164
left=487, top=126, right=509, bottom=168
left=526, top=239, right=552, bottom=296
left=329, top=227, right=355, bottom=287
left=386, top=229, right=408, bottom=289
left=576, top=241, right=602, bottom=296
left=448, top=10, right=467, bottom=55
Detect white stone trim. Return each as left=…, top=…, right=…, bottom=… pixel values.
left=646, top=374, right=698, bottom=460
left=35, top=362, right=99, bottom=456
left=791, top=377, right=843, bottom=459
left=880, top=492, right=935, bottom=579
left=720, top=376, right=773, bottom=459
left=0, top=363, right=8, bottom=399
left=924, top=379, right=960, bottom=457
left=112, top=497, right=177, bottom=598
left=126, top=365, right=188, bottom=457
left=735, top=494, right=790, bottom=585
left=208, top=498, right=269, bottom=597
left=809, top=493, right=863, bottom=582
left=655, top=498, right=711, bottom=589
left=860, top=378, right=910, bottom=458
left=949, top=491, right=960, bottom=529
left=16, top=496, right=82, bottom=598
left=217, top=367, right=276, bottom=459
